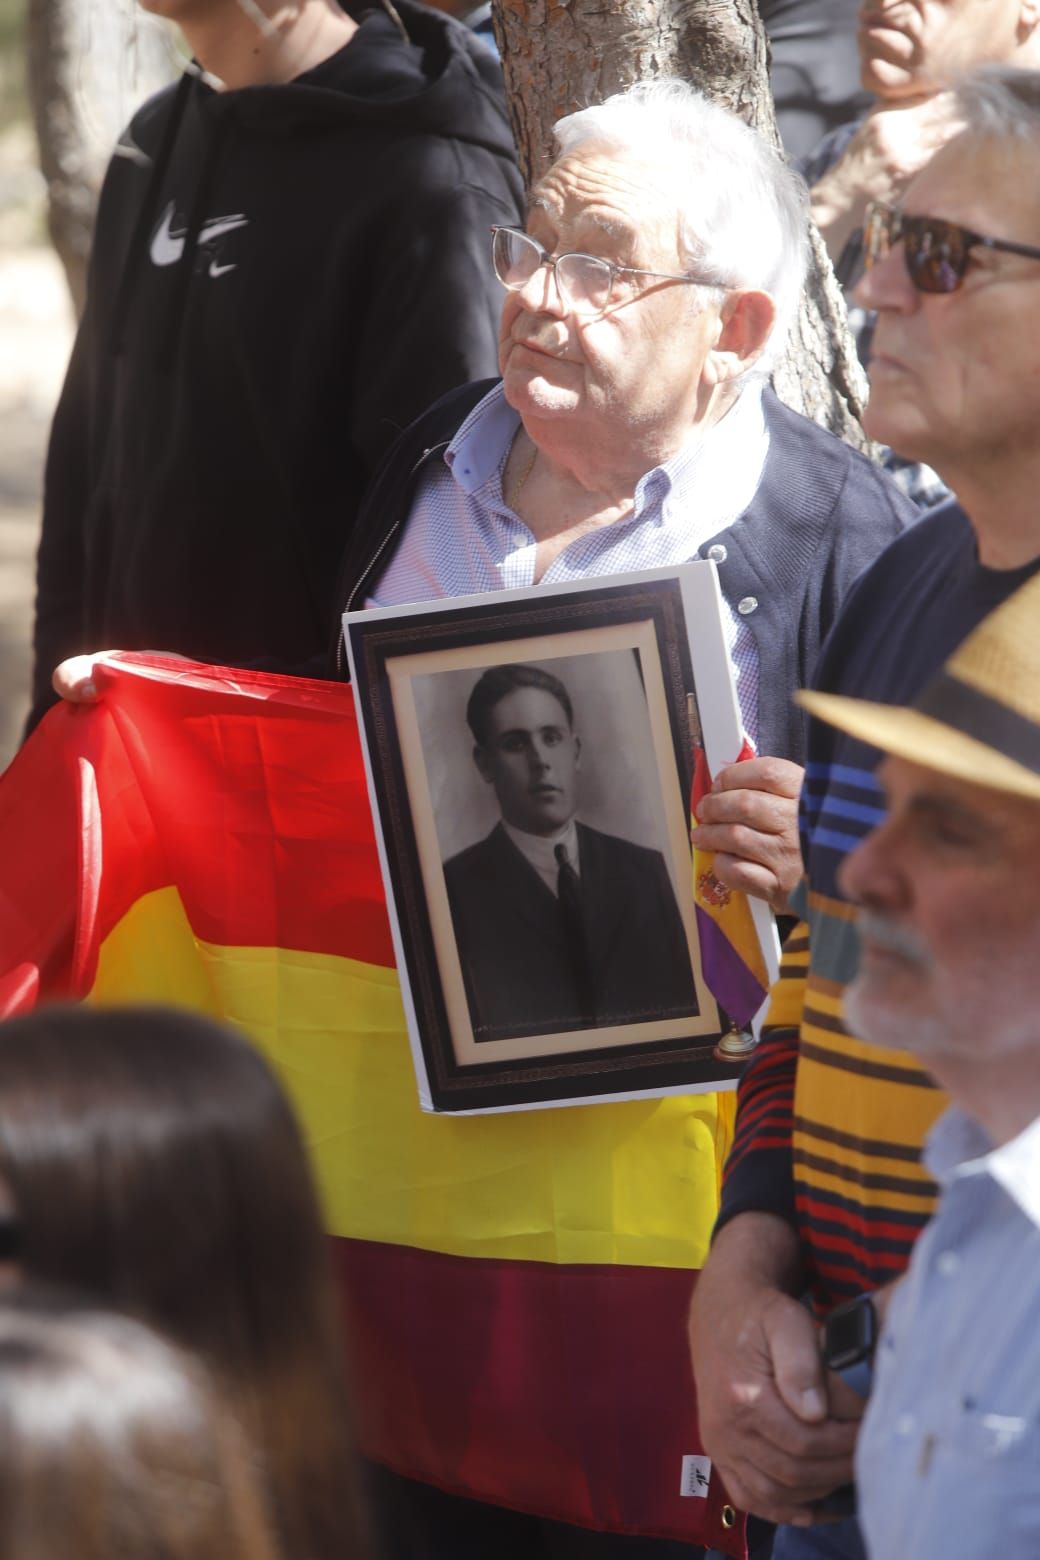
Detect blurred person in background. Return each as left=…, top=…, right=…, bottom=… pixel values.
left=807, top=0, right=1040, bottom=279
left=26, top=0, right=522, bottom=734
left=760, top=0, right=871, bottom=161
left=0, top=1004, right=367, bottom=1560
left=0, top=1298, right=282, bottom=1560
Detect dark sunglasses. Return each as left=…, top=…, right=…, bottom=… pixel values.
left=864, top=200, right=1040, bottom=294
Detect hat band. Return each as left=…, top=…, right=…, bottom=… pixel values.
left=918, top=671, right=1040, bottom=777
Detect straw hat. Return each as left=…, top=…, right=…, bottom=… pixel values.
left=796, top=571, right=1040, bottom=801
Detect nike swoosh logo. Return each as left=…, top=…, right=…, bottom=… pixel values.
left=208, top=260, right=237, bottom=278
left=150, top=201, right=249, bottom=267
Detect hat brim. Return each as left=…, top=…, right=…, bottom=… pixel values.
left=796, top=690, right=1040, bottom=802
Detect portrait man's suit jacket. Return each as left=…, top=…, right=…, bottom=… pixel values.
left=442, top=821, right=698, bottom=1041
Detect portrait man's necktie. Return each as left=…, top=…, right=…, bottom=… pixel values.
left=555, top=842, right=595, bottom=1023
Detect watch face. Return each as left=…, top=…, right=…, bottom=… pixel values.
left=823, top=1296, right=876, bottom=1371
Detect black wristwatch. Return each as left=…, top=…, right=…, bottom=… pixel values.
left=821, top=1292, right=877, bottom=1371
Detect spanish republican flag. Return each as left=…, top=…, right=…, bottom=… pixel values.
left=0, top=656, right=744, bottom=1554
left=691, top=744, right=772, bottom=1033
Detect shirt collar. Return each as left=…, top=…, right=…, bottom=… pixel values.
left=502, top=817, right=580, bottom=876
left=445, top=384, right=519, bottom=493
left=631, top=379, right=765, bottom=523
left=925, top=1105, right=1040, bottom=1229
left=442, top=379, right=766, bottom=519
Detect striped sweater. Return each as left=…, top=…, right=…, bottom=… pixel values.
left=719, top=500, right=1040, bottom=1310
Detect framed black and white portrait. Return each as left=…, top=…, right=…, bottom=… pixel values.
left=345, top=566, right=773, bottom=1113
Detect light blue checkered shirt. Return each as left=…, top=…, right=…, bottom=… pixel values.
left=857, top=1105, right=1040, bottom=1559
left=369, top=382, right=770, bottom=745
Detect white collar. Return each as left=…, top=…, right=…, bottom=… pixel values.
left=926, top=1105, right=1040, bottom=1230
left=502, top=817, right=580, bottom=878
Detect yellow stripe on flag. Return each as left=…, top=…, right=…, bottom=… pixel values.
left=90, top=887, right=728, bottom=1270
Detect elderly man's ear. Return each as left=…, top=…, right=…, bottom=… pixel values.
left=705, top=290, right=776, bottom=386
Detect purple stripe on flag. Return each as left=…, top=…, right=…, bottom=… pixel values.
left=695, top=905, right=766, bottom=1031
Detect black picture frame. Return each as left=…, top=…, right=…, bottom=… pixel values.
left=346, top=570, right=750, bottom=1113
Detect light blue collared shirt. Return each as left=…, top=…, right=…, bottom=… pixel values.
left=856, top=1105, right=1040, bottom=1559
left=368, top=382, right=769, bottom=746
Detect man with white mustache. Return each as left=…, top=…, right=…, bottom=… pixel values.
left=803, top=572, right=1040, bottom=1558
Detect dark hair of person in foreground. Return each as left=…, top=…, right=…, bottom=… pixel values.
left=0, top=1295, right=282, bottom=1560
left=0, top=1005, right=366, bottom=1560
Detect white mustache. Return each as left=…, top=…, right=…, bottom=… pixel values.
left=857, top=910, right=932, bottom=968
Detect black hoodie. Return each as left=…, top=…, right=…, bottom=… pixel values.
left=29, top=1, right=523, bottom=730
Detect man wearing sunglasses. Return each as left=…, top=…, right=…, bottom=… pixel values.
left=691, top=63, right=1040, bottom=1560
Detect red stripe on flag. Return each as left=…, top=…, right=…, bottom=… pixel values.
left=331, top=1237, right=745, bottom=1556
left=0, top=659, right=397, bottom=1011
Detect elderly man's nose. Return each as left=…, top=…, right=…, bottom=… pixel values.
left=517, top=260, right=565, bottom=315
left=838, top=822, right=906, bottom=910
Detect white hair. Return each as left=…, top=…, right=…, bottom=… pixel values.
left=552, top=79, right=809, bottom=370
left=953, top=62, right=1040, bottom=140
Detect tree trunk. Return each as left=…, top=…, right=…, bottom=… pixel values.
left=25, top=0, right=174, bottom=317
left=491, top=0, right=869, bottom=446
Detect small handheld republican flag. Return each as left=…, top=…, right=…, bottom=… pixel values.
left=690, top=742, right=771, bottom=1039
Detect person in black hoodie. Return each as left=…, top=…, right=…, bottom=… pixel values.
left=26, top=0, right=523, bottom=734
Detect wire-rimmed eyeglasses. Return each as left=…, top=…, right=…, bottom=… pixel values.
left=864, top=201, right=1040, bottom=294
left=491, top=225, right=705, bottom=318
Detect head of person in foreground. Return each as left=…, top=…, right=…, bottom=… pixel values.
left=799, top=570, right=1040, bottom=1145
left=0, top=1003, right=365, bottom=1560
left=0, top=1296, right=281, bottom=1560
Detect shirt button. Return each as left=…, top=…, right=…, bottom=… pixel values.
left=936, top=1250, right=961, bottom=1278
left=896, top=1413, right=916, bottom=1436
left=737, top=596, right=758, bottom=615
left=707, top=543, right=727, bottom=563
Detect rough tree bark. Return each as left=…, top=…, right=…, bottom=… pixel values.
left=26, top=0, right=174, bottom=317
left=491, top=0, right=870, bottom=447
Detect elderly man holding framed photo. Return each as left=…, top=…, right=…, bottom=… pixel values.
left=54, top=77, right=916, bottom=1560
left=333, top=79, right=915, bottom=921
left=324, top=78, right=917, bottom=1559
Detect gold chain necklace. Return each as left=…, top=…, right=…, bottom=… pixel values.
left=506, top=429, right=538, bottom=511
